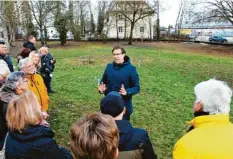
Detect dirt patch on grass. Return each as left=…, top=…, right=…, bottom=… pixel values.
left=10, top=41, right=233, bottom=58
left=133, top=42, right=233, bottom=57
left=54, top=41, right=233, bottom=57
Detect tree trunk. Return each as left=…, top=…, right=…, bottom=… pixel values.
left=44, top=25, right=47, bottom=44
left=128, top=22, right=134, bottom=45
left=156, top=19, right=160, bottom=41
left=124, top=17, right=127, bottom=41
left=115, top=14, right=119, bottom=42
left=39, top=25, right=44, bottom=45
left=12, top=26, right=15, bottom=42
left=2, top=23, right=10, bottom=50
left=149, top=18, right=152, bottom=42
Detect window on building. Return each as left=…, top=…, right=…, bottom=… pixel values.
left=119, top=14, right=123, bottom=20
left=140, top=27, right=144, bottom=33
left=118, top=27, right=123, bottom=33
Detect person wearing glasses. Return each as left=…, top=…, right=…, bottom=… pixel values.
left=0, top=41, right=14, bottom=72
left=18, top=57, right=49, bottom=112
left=98, top=46, right=140, bottom=120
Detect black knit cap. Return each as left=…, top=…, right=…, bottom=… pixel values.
left=100, top=91, right=125, bottom=117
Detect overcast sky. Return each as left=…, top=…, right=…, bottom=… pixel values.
left=160, top=0, right=180, bottom=27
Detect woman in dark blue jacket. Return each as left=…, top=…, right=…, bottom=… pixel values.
left=5, top=91, right=73, bottom=159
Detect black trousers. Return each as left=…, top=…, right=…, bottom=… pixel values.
left=43, top=73, right=52, bottom=92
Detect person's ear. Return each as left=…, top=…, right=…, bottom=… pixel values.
left=194, top=101, right=203, bottom=112
left=114, top=148, right=119, bottom=159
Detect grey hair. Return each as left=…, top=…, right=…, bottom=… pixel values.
left=0, top=60, right=10, bottom=75
left=4, top=71, right=26, bottom=90
left=18, top=57, right=30, bottom=70
left=194, top=79, right=232, bottom=114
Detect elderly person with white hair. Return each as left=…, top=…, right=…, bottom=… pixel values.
left=0, top=71, right=28, bottom=149
left=18, top=57, right=49, bottom=112
left=0, top=41, right=14, bottom=72
left=0, top=60, right=10, bottom=88
left=173, top=79, right=233, bottom=159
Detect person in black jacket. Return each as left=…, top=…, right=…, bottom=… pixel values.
left=0, top=42, right=14, bottom=72
left=98, top=46, right=140, bottom=120
left=23, top=35, right=37, bottom=51
left=17, top=35, right=36, bottom=62
left=38, top=46, right=56, bottom=93
left=5, top=91, right=72, bottom=159
left=0, top=72, right=28, bottom=149
left=100, top=91, right=157, bottom=159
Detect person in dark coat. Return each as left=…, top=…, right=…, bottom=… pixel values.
left=38, top=46, right=56, bottom=93
left=0, top=42, right=14, bottom=72
left=0, top=72, right=28, bottom=149
left=23, top=35, right=37, bottom=51
left=100, top=91, right=157, bottom=159
left=98, top=46, right=140, bottom=120
left=5, top=91, right=73, bottom=159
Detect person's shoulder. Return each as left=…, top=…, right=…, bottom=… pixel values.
left=34, top=73, right=44, bottom=81
left=131, top=127, right=150, bottom=142
left=106, top=63, right=113, bottom=68
left=133, top=127, right=148, bottom=136
left=107, top=62, right=113, bottom=66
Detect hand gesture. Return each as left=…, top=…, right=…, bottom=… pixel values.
left=119, top=84, right=127, bottom=95
left=98, top=82, right=106, bottom=93
left=41, top=111, right=49, bottom=119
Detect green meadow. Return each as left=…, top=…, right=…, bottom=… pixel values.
left=44, top=43, right=233, bottom=159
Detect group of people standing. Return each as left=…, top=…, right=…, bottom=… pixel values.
left=0, top=37, right=233, bottom=159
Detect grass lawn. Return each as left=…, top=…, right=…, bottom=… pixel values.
left=46, top=42, right=233, bottom=159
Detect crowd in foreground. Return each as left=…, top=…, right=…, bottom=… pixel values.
left=0, top=36, right=233, bottom=159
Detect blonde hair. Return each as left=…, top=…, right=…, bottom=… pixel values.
left=6, top=91, right=43, bottom=131
left=38, top=47, right=48, bottom=55
left=70, top=113, right=119, bottom=159
left=29, top=51, right=41, bottom=69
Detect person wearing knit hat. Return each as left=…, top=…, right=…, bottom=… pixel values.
left=100, top=91, right=157, bottom=159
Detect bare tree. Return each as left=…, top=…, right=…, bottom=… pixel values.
left=21, top=1, right=37, bottom=37
left=30, top=1, right=56, bottom=45
left=53, top=1, right=70, bottom=45
left=68, top=1, right=89, bottom=41
left=0, top=1, right=22, bottom=48
left=89, top=3, right=95, bottom=34
left=112, top=0, right=157, bottom=45
left=97, top=1, right=109, bottom=35
left=181, top=0, right=233, bottom=29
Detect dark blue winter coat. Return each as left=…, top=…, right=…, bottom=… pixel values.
left=116, top=120, right=157, bottom=159
left=101, top=56, right=140, bottom=114
left=0, top=54, right=14, bottom=72
left=23, top=41, right=36, bottom=51
left=39, top=53, right=55, bottom=75
left=6, top=125, right=73, bottom=159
